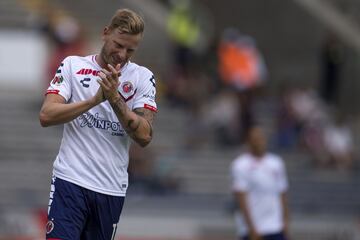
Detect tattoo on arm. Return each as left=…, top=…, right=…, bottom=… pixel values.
left=134, top=108, right=155, bottom=135
left=109, top=97, right=155, bottom=146
left=134, top=109, right=145, bottom=117
left=147, top=119, right=153, bottom=138
left=134, top=108, right=155, bottom=123
left=110, top=97, right=127, bottom=116
left=127, top=119, right=140, bottom=132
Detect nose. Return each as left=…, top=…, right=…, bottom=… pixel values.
left=117, top=48, right=127, bottom=61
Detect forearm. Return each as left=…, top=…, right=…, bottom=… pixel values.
left=110, top=97, right=153, bottom=147
left=236, top=192, right=256, bottom=231
left=281, top=193, right=290, bottom=232
left=40, top=98, right=98, bottom=127
left=242, top=205, right=256, bottom=231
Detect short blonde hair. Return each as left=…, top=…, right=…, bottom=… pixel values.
left=108, top=9, right=144, bottom=35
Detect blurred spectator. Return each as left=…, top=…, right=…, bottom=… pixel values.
left=287, top=86, right=328, bottom=127
left=217, top=28, right=267, bottom=142
left=275, top=85, right=301, bottom=149
left=322, top=115, right=354, bottom=171
left=205, top=88, right=241, bottom=146
left=165, top=0, right=214, bottom=107
left=275, top=84, right=355, bottom=172
left=45, top=12, right=87, bottom=85
left=28, top=3, right=88, bottom=90
left=166, top=0, right=213, bottom=70
left=319, top=32, right=345, bottom=106
left=279, top=86, right=330, bottom=164
left=218, top=28, right=267, bottom=91
left=287, top=86, right=329, bottom=152
left=166, top=0, right=199, bottom=70
left=230, top=126, right=290, bottom=240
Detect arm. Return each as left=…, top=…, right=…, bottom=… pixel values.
left=234, top=191, right=261, bottom=240
left=97, top=64, right=155, bottom=147
left=39, top=88, right=104, bottom=127
left=281, top=192, right=290, bottom=238
left=109, top=99, right=155, bottom=147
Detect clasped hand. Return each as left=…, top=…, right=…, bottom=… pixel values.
left=97, top=64, right=121, bottom=103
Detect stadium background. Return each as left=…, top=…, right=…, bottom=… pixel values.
left=0, top=0, right=360, bottom=239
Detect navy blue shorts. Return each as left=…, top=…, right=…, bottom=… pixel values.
left=242, top=232, right=287, bottom=240
left=46, top=176, right=125, bottom=240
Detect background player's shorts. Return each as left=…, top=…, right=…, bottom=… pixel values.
left=46, top=176, right=125, bottom=240
left=242, top=232, right=287, bottom=240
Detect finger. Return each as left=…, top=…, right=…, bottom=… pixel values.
left=98, top=72, right=111, bottom=87
left=101, top=68, right=114, bottom=82
left=100, top=68, right=111, bottom=76
left=108, top=64, right=121, bottom=78
left=97, top=79, right=112, bottom=92
left=116, top=64, right=121, bottom=77
left=96, top=79, right=106, bottom=88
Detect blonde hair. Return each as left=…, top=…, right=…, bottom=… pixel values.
left=108, top=9, right=144, bottom=35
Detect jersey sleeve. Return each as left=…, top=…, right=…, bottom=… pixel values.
left=230, top=160, right=249, bottom=192
left=46, top=57, right=72, bottom=101
left=132, top=68, right=157, bottom=112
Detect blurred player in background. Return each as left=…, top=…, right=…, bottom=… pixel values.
left=230, top=126, right=290, bottom=240
left=39, top=8, right=157, bottom=239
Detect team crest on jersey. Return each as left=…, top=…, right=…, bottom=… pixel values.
left=51, top=75, right=64, bottom=86
left=119, top=81, right=136, bottom=101
left=46, top=219, right=54, bottom=234
left=121, top=81, right=133, bottom=93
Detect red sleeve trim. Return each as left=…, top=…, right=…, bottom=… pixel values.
left=144, top=104, right=157, bottom=112
left=45, top=89, right=60, bottom=95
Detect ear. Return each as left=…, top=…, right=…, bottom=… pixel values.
left=102, top=27, right=110, bottom=40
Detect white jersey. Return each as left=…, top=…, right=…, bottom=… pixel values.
left=230, top=152, right=288, bottom=236
left=46, top=55, right=157, bottom=196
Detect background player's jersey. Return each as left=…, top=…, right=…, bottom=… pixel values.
left=230, top=153, right=288, bottom=236
left=46, top=55, right=157, bottom=196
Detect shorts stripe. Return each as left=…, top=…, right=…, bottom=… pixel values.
left=48, top=176, right=56, bottom=214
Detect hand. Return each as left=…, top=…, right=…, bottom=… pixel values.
left=97, top=64, right=121, bottom=103
left=283, top=226, right=290, bottom=240
left=249, top=228, right=262, bottom=240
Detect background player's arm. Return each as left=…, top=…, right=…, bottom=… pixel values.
left=281, top=192, right=290, bottom=238
left=39, top=88, right=104, bottom=127
left=235, top=191, right=261, bottom=240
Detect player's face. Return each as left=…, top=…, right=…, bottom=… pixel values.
left=248, top=127, right=267, bottom=156
left=101, top=27, right=142, bottom=68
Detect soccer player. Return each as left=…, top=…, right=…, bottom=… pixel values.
left=39, top=8, right=157, bottom=239
left=230, top=126, right=290, bottom=240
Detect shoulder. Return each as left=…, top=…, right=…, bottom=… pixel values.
left=63, top=55, right=94, bottom=64
left=60, top=55, right=98, bottom=76
left=231, top=153, right=252, bottom=171
left=265, top=153, right=285, bottom=167
left=126, top=62, right=154, bottom=79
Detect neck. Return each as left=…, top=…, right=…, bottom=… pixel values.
left=251, top=150, right=265, bottom=158
left=95, top=54, right=107, bottom=68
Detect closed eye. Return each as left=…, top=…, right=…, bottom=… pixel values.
left=113, top=41, right=135, bottom=54
left=113, top=41, right=124, bottom=49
